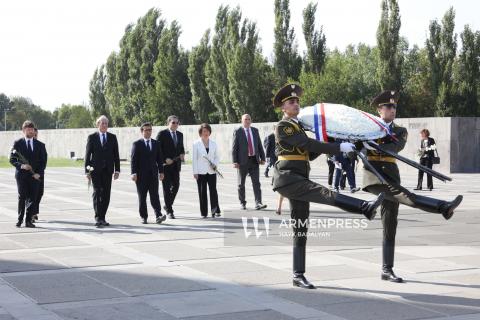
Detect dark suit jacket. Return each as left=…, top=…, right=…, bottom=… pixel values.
left=10, top=138, right=47, bottom=178
left=232, top=126, right=266, bottom=166
left=420, top=137, right=436, bottom=159
left=156, top=129, right=185, bottom=171
left=131, top=138, right=164, bottom=179
left=263, top=133, right=276, bottom=161
left=84, top=131, right=120, bottom=174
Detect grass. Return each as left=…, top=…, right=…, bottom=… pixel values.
left=0, top=157, right=85, bottom=168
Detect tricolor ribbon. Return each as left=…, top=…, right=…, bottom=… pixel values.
left=313, top=103, right=328, bottom=142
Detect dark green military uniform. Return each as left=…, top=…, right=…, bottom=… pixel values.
left=272, top=84, right=384, bottom=288
left=363, top=90, right=463, bottom=282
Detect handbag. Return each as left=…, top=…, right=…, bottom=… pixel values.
left=432, top=149, right=440, bottom=165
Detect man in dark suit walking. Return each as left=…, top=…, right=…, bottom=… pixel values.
left=131, top=123, right=166, bottom=224
left=32, top=127, right=48, bottom=222
left=156, top=115, right=185, bottom=219
left=9, top=120, right=47, bottom=228
left=85, top=115, right=120, bottom=228
left=263, top=129, right=277, bottom=178
left=232, top=114, right=267, bottom=210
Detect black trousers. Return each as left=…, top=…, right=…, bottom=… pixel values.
left=196, top=173, right=220, bottom=217
left=327, top=160, right=335, bottom=185
left=136, top=174, right=162, bottom=219
left=16, top=174, right=40, bottom=224
left=162, top=166, right=180, bottom=213
left=237, top=157, right=262, bottom=205
left=418, top=158, right=433, bottom=189
left=91, top=168, right=112, bottom=221
left=33, top=176, right=44, bottom=215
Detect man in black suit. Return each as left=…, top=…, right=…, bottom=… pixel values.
left=32, top=127, right=48, bottom=222
left=9, top=120, right=47, bottom=228
left=232, top=114, right=267, bottom=210
left=156, top=115, right=185, bottom=219
left=131, top=123, right=166, bottom=224
left=85, top=115, right=120, bottom=227
left=263, top=129, right=276, bottom=178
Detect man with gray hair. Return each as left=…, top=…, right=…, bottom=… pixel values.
left=85, top=115, right=120, bottom=227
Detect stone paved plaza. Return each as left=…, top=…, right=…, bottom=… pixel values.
left=0, top=163, right=479, bottom=320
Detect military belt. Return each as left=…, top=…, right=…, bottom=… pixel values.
left=367, top=155, right=396, bottom=163
left=278, top=155, right=309, bottom=161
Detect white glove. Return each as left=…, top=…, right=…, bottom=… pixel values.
left=339, top=142, right=355, bottom=153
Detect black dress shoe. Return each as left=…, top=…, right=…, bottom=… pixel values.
left=33, top=214, right=39, bottom=221
left=141, top=218, right=148, bottom=224
left=255, top=203, right=267, bottom=210
left=414, top=187, right=422, bottom=190
left=156, top=215, right=167, bottom=224
left=16, top=222, right=22, bottom=228
left=275, top=210, right=281, bottom=215
left=168, top=213, right=176, bottom=219
left=95, top=222, right=103, bottom=228
left=201, top=215, right=208, bottom=219
left=101, top=220, right=110, bottom=226
left=25, top=221, right=36, bottom=228
left=293, top=275, right=315, bottom=289
left=381, top=269, right=404, bottom=283
left=240, top=204, right=247, bottom=210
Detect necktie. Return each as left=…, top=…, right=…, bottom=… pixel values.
left=172, top=131, right=178, bottom=146
left=146, top=140, right=150, bottom=151
left=27, top=140, right=33, bottom=153
left=102, top=133, right=106, bottom=146
left=247, top=129, right=254, bottom=156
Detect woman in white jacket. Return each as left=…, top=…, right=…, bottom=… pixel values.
left=192, top=123, right=221, bottom=218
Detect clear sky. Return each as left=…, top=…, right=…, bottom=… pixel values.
left=0, top=0, right=477, bottom=111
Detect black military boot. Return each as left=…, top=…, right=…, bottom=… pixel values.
left=334, top=192, right=385, bottom=220
left=381, top=240, right=403, bottom=283
left=292, top=247, right=315, bottom=289
left=413, top=194, right=463, bottom=220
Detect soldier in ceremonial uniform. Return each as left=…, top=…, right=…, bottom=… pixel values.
left=362, top=90, right=463, bottom=283
left=272, top=83, right=385, bottom=289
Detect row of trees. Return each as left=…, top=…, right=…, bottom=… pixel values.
left=1, top=0, right=479, bottom=130
left=89, top=0, right=480, bottom=126
left=0, top=93, right=92, bottom=130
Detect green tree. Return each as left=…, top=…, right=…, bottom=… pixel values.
left=205, top=6, right=237, bottom=123
left=455, top=25, right=480, bottom=116
left=103, top=9, right=165, bottom=126
left=302, top=2, right=326, bottom=74
left=426, top=7, right=457, bottom=116
left=273, top=0, right=302, bottom=83
left=376, top=0, right=402, bottom=91
left=227, top=19, right=276, bottom=121
left=188, top=30, right=216, bottom=123
left=8, top=97, right=55, bottom=130
left=150, top=21, right=194, bottom=124
left=89, top=65, right=108, bottom=119
left=54, top=104, right=93, bottom=129
left=0, top=93, right=13, bottom=130
left=401, top=46, right=435, bottom=117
